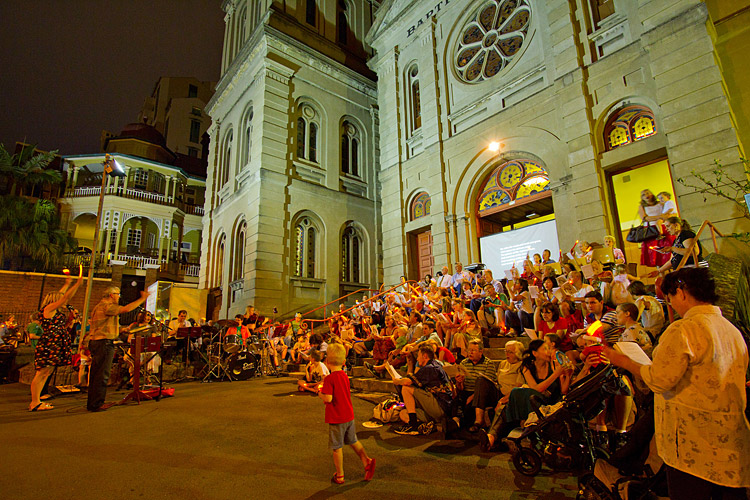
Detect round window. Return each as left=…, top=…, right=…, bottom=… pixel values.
left=454, top=0, right=532, bottom=84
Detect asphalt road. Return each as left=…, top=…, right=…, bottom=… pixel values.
left=0, top=377, right=578, bottom=499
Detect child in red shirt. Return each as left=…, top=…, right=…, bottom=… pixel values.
left=318, top=343, right=376, bottom=484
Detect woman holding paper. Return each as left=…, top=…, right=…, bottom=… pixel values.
left=507, top=278, right=535, bottom=333
left=605, top=268, right=750, bottom=499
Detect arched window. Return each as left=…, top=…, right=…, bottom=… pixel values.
left=241, top=107, right=253, bottom=168
left=232, top=221, right=246, bottom=281
left=407, top=65, right=421, bottom=131
left=341, top=121, right=360, bottom=177
left=214, top=233, right=226, bottom=288
left=239, top=7, right=247, bottom=45
left=341, top=225, right=363, bottom=283
left=306, top=0, right=316, bottom=26
left=221, top=130, right=233, bottom=187
left=296, top=104, right=319, bottom=163
left=337, top=1, right=348, bottom=44
left=477, top=159, right=550, bottom=214
left=603, top=105, right=657, bottom=151
left=411, top=192, right=431, bottom=220
left=294, top=217, right=317, bottom=278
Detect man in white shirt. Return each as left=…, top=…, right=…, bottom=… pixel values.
left=436, top=266, right=454, bottom=290
left=452, top=262, right=472, bottom=294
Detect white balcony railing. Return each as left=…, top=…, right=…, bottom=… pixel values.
left=107, top=254, right=200, bottom=277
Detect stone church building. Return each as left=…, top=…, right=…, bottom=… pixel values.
left=202, top=0, right=749, bottom=318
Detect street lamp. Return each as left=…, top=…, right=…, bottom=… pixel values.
left=79, top=154, right=126, bottom=337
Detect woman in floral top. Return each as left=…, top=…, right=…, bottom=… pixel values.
left=606, top=268, right=750, bottom=498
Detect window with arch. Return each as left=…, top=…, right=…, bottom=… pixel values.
left=221, top=130, right=233, bottom=187
left=241, top=107, right=253, bottom=167
left=603, top=105, right=657, bottom=151
left=411, top=192, right=431, bottom=220
left=232, top=221, right=246, bottom=281
left=341, top=121, right=360, bottom=177
left=296, top=104, right=319, bottom=163
left=239, top=7, right=247, bottom=45
left=294, top=217, right=317, bottom=278
left=407, top=65, right=421, bottom=131
left=214, top=233, right=226, bottom=288
left=341, top=225, right=363, bottom=283
left=337, top=1, right=348, bottom=44
left=306, top=0, right=316, bottom=26
left=477, top=159, right=550, bottom=213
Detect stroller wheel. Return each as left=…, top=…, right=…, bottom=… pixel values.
left=512, top=447, right=542, bottom=476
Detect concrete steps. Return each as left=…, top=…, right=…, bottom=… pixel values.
left=282, top=335, right=534, bottom=397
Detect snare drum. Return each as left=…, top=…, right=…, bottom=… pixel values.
left=223, top=334, right=243, bottom=353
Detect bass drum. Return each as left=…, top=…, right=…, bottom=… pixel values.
left=228, top=351, right=257, bottom=381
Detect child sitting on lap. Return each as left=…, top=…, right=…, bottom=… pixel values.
left=298, top=349, right=329, bottom=393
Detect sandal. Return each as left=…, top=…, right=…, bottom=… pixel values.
left=331, top=473, right=345, bottom=484
left=364, top=458, right=376, bottom=481
left=29, top=403, right=54, bottom=412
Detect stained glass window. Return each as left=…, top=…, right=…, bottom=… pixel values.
left=604, top=105, right=657, bottom=151
left=294, top=218, right=316, bottom=278
left=477, top=159, right=549, bottom=214
left=411, top=192, right=431, bottom=220
left=455, top=0, right=532, bottom=84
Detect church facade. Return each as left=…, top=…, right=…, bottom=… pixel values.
left=202, top=0, right=750, bottom=318
left=368, top=0, right=749, bottom=286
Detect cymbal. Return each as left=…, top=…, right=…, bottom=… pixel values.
left=217, top=319, right=239, bottom=328
left=130, top=325, right=155, bottom=334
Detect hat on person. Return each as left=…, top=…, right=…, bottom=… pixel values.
left=583, top=320, right=605, bottom=343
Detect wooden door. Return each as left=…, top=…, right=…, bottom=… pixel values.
left=416, top=230, right=433, bottom=280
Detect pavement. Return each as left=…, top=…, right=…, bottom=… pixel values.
left=0, top=377, right=579, bottom=499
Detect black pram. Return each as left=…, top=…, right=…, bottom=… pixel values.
left=507, top=364, right=631, bottom=476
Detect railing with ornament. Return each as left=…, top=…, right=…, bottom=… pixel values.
left=66, top=186, right=202, bottom=215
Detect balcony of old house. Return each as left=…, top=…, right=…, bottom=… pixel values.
left=64, top=184, right=204, bottom=216
left=59, top=249, right=200, bottom=283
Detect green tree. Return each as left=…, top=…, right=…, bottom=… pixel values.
left=0, top=143, right=77, bottom=270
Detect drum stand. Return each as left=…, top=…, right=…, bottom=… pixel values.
left=203, top=326, right=232, bottom=382
left=256, top=327, right=279, bottom=377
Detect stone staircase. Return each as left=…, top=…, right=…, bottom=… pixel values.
left=283, top=336, right=531, bottom=395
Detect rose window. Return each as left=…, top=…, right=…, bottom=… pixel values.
left=455, top=0, right=532, bottom=83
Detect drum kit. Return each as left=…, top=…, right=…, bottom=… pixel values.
left=202, top=319, right=278, bottom=382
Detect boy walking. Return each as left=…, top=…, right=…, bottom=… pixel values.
left=318, top=343, right=376, bottom=484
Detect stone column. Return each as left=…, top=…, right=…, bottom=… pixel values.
left=71, top=165, right=79, bottom=189
left=113, top=214, right=123, bottom=257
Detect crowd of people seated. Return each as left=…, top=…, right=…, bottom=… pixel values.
left=275, top=226, right=749, bottom=497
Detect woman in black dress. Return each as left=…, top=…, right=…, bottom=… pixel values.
left=29, top=269, right=83, bottom=411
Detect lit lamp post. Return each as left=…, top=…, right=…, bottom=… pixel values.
left=79, top=154, right=126, bottom=337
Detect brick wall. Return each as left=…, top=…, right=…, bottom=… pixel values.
left=0, top=270, right=120, bottom=325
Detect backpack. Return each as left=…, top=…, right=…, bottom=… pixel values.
left=372, top=398, right=404, bottom=423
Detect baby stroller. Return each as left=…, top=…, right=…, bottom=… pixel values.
left=507, top=364, right=631, bottom=476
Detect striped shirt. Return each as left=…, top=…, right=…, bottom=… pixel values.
left=459, top=355, right=496, bottom=392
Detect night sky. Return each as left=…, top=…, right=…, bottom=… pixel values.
left=0, top=0, right=225, bottom=155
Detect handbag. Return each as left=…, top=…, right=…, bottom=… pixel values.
left=626, top=224, right=659, bottom=243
